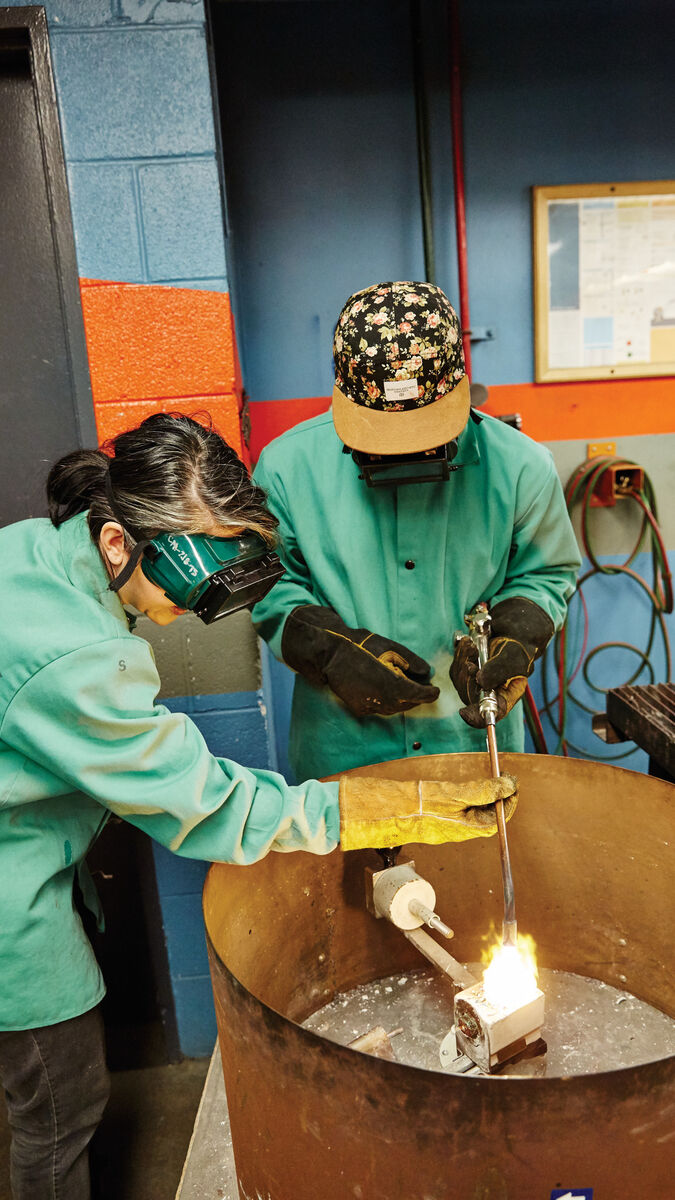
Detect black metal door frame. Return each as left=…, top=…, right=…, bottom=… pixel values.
left=0, top=5, right=96, bottom=447
left=1, top=7, right=181, bottom=1064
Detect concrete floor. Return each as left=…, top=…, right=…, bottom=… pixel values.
left=0, top=1057, right=210, bottom=1200
left=176, top=1045, right=238, bottom=1200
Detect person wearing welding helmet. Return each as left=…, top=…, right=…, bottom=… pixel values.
left=252, top=282, right=581, bottom=780
left=0, top=412, right=516, bottom=1200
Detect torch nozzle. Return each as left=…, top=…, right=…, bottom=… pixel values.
left=502, top=919, right=518, bottom=948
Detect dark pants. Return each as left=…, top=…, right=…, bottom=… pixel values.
left=0, top=1006, right=110, bottom=1200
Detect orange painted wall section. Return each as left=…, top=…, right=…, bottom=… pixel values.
left=93, top=395, right=243, bottom=454
left=482, top=377, right=675, bottom=442
left=247, top=375, right=675, bottom=460
left=79, top=280, right=245, bottom=461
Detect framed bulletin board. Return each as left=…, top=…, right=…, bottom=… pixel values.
left=533, top=181, right=675, bottom=382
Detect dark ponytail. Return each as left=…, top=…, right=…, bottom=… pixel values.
left=47, top=449, right=111, bottom=528
left=45, top=413, right=277, bottom=546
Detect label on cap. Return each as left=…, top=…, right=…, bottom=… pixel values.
left=383, top=378, right=419, bottom=403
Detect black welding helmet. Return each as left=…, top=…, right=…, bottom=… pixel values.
left=346, top=440, right=459, bottom=487
left=109, top=530, right=285, bottom=624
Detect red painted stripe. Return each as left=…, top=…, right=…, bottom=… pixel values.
left=248, top=396, right=331, bottom=462
left=248, top=377, right=675, bottom=459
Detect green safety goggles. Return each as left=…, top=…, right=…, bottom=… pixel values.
left=142, top=532, right=285, bottom=623
left=110, top=530, right=285, bottom=624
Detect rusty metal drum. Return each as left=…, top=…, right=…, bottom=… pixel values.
left=203, top=753, right=675, bottom=1199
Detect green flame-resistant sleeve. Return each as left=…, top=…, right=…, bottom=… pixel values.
left=0, top=637, right=339, bottom=864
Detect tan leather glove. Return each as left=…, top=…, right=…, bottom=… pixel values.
left=339, top=774, right=517, bottom=851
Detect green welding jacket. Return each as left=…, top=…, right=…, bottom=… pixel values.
left=253, top=410, right=581, bottom=780
left=0, top=512, right=338, bottom=1031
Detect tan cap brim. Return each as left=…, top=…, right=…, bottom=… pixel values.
left=332, top=373, right=471, bottom=454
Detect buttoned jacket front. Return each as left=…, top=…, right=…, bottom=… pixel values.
left=253, top=410, right=581, bottom=780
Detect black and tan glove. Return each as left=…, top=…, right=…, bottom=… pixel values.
left=339, top=773, right=518, bottom=851
left=282, top=605, right=440, bottom=718
left=450, top=597, right=554, bottom=728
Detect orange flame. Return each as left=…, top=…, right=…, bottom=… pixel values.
left=481, top=931, right=539, bottom=1010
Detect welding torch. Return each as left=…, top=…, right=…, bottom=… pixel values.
left=463, top=602, right=518, bottom=949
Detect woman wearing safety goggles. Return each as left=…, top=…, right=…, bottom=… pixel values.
left=0, top=413, right=515, bottom=1199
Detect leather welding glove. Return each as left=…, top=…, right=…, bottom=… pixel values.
left=339, top=773, right=518, bottom=851
left=282, top=605, right=440, bottom=718
left=450, top=597, right=554, bottom=728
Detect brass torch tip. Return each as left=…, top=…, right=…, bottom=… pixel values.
left=502, top=920, right=518, bottom=948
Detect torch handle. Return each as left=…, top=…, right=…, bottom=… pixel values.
left=465, top=603, right=517, bottom=948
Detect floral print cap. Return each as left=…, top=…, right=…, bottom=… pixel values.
left=333, top=281, right=465, bottom=412
left=332, top=281, right=470, bottom=454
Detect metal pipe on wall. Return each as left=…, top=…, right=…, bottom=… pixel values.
left=449, top=0, right=472, bottom=379
left=410, top=0, right=436, bottom=284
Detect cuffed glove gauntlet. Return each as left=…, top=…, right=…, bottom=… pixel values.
left=450, top=597, right=554, bottom=728
left=282, top=605, right=440, bottom=718
left=339, top=773, right=518, bottom=851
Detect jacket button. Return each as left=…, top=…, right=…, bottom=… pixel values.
left=405, top=559, right=415, bottom=570
left=412, top=741, right=422, bottom=750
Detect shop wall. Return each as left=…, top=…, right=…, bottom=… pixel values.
left=442, top=0, right=674, bottom=764
left=215, top=0, right=675, bottom=442
left=213, top=0, right=673, bottom=771
left=3, top=0, right=270, bottom=1056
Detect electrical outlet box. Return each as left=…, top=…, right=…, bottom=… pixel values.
left=585, top=444, right=643, bottom=506
left=612, top=465, right=644, bottom=496
left=587, top=461, right=644, bottom=507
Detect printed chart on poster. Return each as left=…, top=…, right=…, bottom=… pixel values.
left=533, top=181, right=675, bottom=382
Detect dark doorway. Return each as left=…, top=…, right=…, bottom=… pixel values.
left=0, top=8, right=178, bottom=1069
left=0, top=7, right=96, bottom=524
left=83, top=820, right=180, bottom=1069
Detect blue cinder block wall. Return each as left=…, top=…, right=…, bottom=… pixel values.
left=154, top=690, right=274, bottom=1053
left=3, top=0, right=272, bottom=1056
left=45, top=0, right=228, bottom=291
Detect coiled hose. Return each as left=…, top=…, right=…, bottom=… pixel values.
left=523, top=454, right=672, bottom=759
